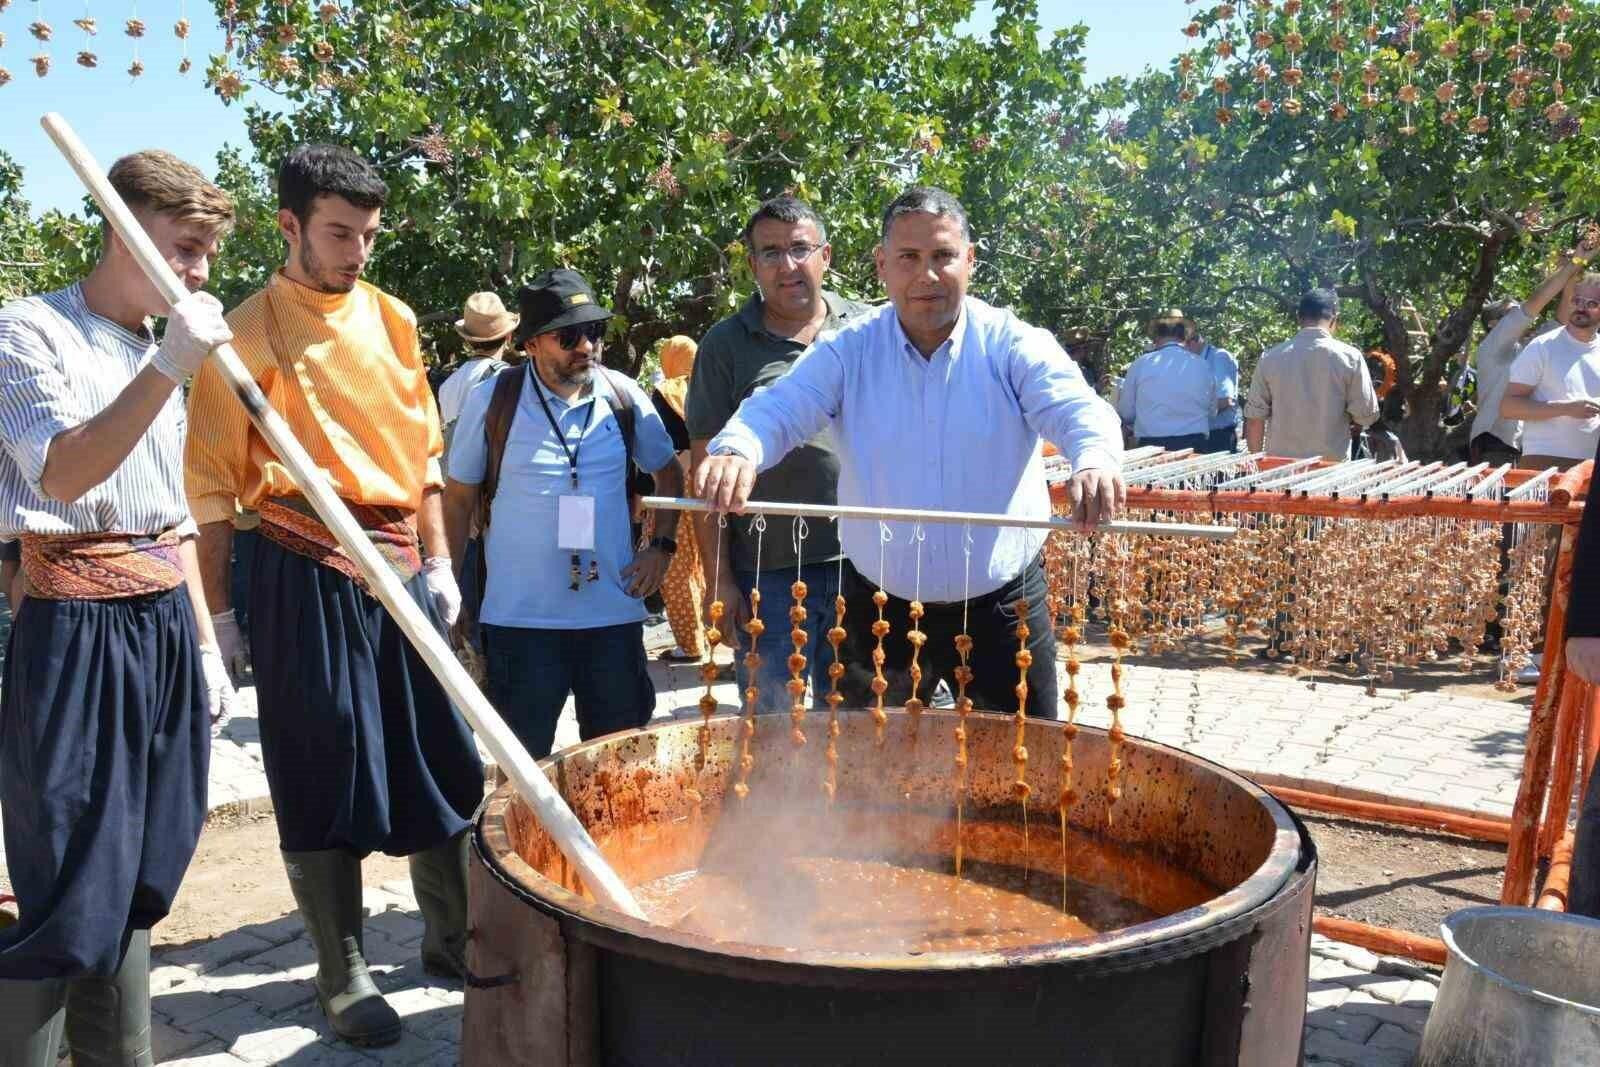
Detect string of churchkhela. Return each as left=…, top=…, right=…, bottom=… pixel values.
left=823, top=528, right=848, bottom=803
left=788, top=518, right=810, bottom=748
left=733, top=515, right=767, bottom=801
left=953, top=526, right=975, bottom=877
left=869, top=522, right=893, bottom=746
left=687, top=514, right=729, bottom=811
left=904, top=523, right=928, bottom=734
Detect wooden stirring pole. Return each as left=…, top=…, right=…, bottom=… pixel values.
left=40, top=112, right=647, bottom=921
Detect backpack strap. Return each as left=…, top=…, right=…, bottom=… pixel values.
left=478, top=364, right=526, bottom=531
left=599, top=367, right=638, bottom=479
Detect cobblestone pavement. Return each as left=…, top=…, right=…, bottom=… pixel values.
left=7, top=623, right=1523, bottom=1064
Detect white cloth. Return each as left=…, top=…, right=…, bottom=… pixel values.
left=1507, top=327, right=1600, bottom=460
left=1117, top=342, right=1218, bottom=439
left=438, top=357, right=506, bottom=426
left=1469, top=306, right=1535, bottom=450
left=1243, top=327, right=1380, bottom=460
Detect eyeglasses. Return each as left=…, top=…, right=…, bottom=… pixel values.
left=754, top=243, right=823, bottom=267
left=545, top=321, right=606, bottom=350
left=1573, top=297, right=1600, bottom=311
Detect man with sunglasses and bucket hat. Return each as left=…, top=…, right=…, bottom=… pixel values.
left=443, top=267, right=683, bottom=759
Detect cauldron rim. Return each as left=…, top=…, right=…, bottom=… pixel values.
left=1438, top=906, right=1600, bottom=1015
left=475, top=709, right=1301, bottom=976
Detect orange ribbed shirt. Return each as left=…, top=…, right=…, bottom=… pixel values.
left=185, top=271, right=444, bottom=527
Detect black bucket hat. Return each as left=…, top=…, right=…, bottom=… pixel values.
left=514, top=268, right=612, bottom=345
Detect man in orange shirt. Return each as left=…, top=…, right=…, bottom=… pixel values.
left=185, top=145, right=481, bottom=1047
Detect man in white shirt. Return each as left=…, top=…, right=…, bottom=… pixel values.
left=1187, top=323, right=1239, bottom=453
left=1501, top=272, right=1600, bottom=470
left=1471, top=245, right=1593, bottom=465
left=1244, top=289, right=1380, bottom=460
left=1118, top=309, right=1217, bottom=451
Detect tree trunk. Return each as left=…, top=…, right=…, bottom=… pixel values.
left=1395, top=380, right=1471, bottom=461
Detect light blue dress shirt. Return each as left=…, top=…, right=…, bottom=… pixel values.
left=1116, top=342, right=1218, bottom=439
left=708, top=298, right=1122, bottom=603
left=1205, top=344, right=1239, bottom=431
left=449, top=365, right=676, bottom=629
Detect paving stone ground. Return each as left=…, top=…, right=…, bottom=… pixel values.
left=4, top=620, right=1524, bottom=1064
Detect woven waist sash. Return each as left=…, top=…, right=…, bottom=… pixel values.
left=20, top=529, right=184, bottom=600
left=257, top=495, right=423, bottom=591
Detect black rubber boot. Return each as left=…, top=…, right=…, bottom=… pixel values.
left=409, top=829, right=470, bottom=979
left=63, top=929, right=154, bottom=1066
left=282, top=849, right=402, bottom=1047
left=0, top=976, right=66, bottom=1067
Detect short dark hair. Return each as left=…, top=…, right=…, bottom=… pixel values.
left=881, top=186, right=971, bottom=244
left=1297, top=288, right=1339, bottom=323
left=278, top=144, right=388, bottom=223
left=1151, top=321, right=1187, bottom=342
left=741, top=195, right=827, bottom=246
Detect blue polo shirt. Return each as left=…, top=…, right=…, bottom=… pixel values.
left=448, top=365, right=676, bottom=629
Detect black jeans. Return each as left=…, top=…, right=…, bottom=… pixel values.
left=482, top=621, right=655, bottom=759
left=1137, top=432, right=1209, bottom=452
left=1204, top=425, right=1238, bottom=454
left=837, top=553, right=1059, bottom=718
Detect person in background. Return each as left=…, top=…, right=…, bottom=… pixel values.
left=686, top=195, right=869, bottom=712
left=1186, top=320, right=1239, bottom=453
left=1117, top=308, right=1216, bottom=452
left=1244, top=288, right=1380, bottom=460
left=443, top=268, right=683, bottom=757
left=1471, top=243, right=1593, bottom=467
left=437, top=291, right=520, bottom=438
left=1062, top=326, right=1099, bottom=384
left=1499, top=272, right=1600, bottom=472
left=649, top=335, right=706, bottom=662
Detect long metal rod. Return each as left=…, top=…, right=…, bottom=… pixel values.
left=1509, top=467, right=1561, bottom=501
left=1216, top=456, right=1321, bottom=490
left=643, top=496, right=1239, bottom=540
left=40, top=113, right=648, bottom=920
left=1467, top=464, right=1513, bottom=501
left=1135, top=450, right=1260, bottom=488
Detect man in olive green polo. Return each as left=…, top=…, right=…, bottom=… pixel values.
left=685, top=195, right=868, bottom=711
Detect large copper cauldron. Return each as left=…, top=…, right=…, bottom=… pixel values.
left=463, top=710, right=1315, bottom=1066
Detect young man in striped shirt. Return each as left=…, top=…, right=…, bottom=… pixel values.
left=185, top=145, right=482, bottom=1047
left=0, top=150, right=237, bottom=1065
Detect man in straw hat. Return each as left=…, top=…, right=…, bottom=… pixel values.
left=438, top=290, right=520, bottom=432
left=186, top=144, right=482, bottom=1047
left=0, top=149, right=237, bottom=1064
left=1116, top=307, right=1218, bottom=452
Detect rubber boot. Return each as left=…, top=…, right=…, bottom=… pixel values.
left=282, top=849, right=402, bottom=1047
left=409, top=829, right=469, bottom=979
left=63, top=929, right=154, bottom=1067
left=0, top=976, right=66, bottom=1067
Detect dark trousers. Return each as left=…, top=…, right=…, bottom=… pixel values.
left=229, top=527, right=258, bottom=640
left=250, top=537, right=484, bottom=856
left=1204, top=425, right=1238, bottom=454
left=1568, top=773, right=1600, bottom=918
left=732, top=560, right=843, bottom=714
left=482, top=621, right=655, bottom=759
left=838, top=553, right=1059, bottom=718
left=1137, top=432, right=1209, bottom=452
left=0, top=588, right=208, bottom=978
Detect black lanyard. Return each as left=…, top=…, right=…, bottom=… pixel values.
left=531, top=376, right=596, bottom=489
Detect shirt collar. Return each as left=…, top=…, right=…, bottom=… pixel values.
left=893, top=298, right=968, bottom=363
left=740, top=289, right=847, bottom=341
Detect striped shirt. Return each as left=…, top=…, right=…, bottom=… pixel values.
left=185, top=271, right=445, bottom=526
left=0, top=283, right=194, bottom=537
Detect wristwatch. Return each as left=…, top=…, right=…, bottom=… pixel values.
left=649, top=536, right=678, bottom=556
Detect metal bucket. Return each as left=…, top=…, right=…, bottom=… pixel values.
left=1417, top=906, right=1600, bottom=1066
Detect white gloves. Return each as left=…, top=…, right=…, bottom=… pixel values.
left=200, top=644, right=237, bottom=737
left=152, top=291, right=231, bottom=384
left=210, top=608, right=250, bottom=684
left=422, top=556, right=461, bottom=627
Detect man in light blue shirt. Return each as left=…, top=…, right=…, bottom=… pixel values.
left=1188, top=323, right=1240, bottom=453
left=1117, top=309, right=1217, bottom=452
left=695, top=187, right=1124, bottom=718
left=444, top=269, right=683, bottom=758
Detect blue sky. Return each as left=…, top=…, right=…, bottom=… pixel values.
left=1, top=0, right=1190, bottom=217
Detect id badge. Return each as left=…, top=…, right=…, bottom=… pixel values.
left=557, top=493, right=597, bottom=551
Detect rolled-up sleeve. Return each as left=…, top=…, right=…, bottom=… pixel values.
left=1010, top=324, right=1122, bottom=473
left=0, top=315, right=84, bottom=497
left=1243, top=362, right=1272, bottom=421
left=1346, top=355, right=1381, bottom=427
left=708, top=337, right=844, bottom=471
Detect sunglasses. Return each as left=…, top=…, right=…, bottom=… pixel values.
left=544, top=321, right=606, bottom=350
